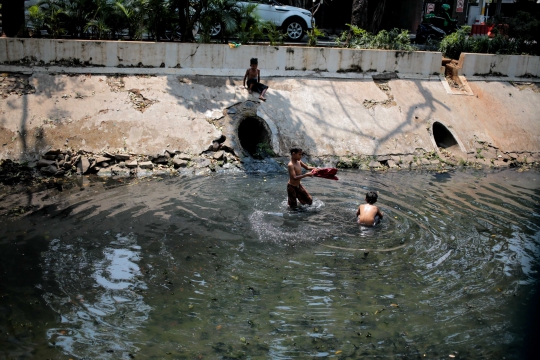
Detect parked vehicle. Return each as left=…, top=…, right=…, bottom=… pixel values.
left=415, top=14, right=458, bottom=44
left=212, top=0, right=313, bottom=41
left=415, top=22, right=447, bottom=43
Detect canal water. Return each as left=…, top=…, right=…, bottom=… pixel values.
left=0, top=169, right=539, bottom=359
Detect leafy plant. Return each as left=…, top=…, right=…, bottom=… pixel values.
left=254, top=142, right=275, bottom=159
left=260, top=21, right=285, bottom=45
left=335, top=24, right=372, bottom=48
left=371, top=28, right=415, bottom=51
left=233, top=2, right=261, bottom=44
left=28, top=5, right=46, bottom=35
left=38, top=0, right=68, bottom=38
left=115, top=0, right=145, bottom=40
left=439, top=26, right=470, bottom=60
left=307, top=25, right=324, bottom=47
left=336, top=25, right=415, bottom=51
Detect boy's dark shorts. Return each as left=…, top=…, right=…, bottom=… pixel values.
left=287, top=183, right=313, bottom=208
left=247, top=79, right=268, bottom=94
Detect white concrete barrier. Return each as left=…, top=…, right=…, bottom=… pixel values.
left=0, top=38, right=442, bottom=78
left=458, top=53, right=540, bottom=79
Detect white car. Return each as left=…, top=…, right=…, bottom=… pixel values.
left=213, top=0, right=314, bottom=41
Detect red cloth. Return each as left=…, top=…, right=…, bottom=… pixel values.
left=312, top=168, right=339, bottom=180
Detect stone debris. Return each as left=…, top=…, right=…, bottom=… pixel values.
left=94, top=156, right=110, bottom=164
left=114, top=153, right=131, bottom=161
left=0, top=73, right=36, bottom=98
left=77, top=157, right=91, bottom=174
left=173, top=159, right=188, bottom=168
left=363, top=80, right=397, bottom=109
left=1, top=143, right=537, bottom=187
left=106, top=75, right=126, bottom=92
left=174, top=153, right=191, bottom=161
left=213, top=151, right=224, bottom=160
left=138, top=161, right=154, bottom=169
left=37, top=159, right=56, bottom=168
left=128, top=88, right=158, bottom=113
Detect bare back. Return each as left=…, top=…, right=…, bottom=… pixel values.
left=357, top=203, right=383, bottom=226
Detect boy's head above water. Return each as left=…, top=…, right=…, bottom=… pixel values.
left=366, top=191, right=378, bottom=204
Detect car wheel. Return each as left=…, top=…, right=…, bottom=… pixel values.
left=210, top=23, right=222, bottom=38
left=283, top=18, right=306, bottom=41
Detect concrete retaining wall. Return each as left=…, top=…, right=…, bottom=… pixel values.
left=0, top=38, right=442, bottom=78
left=458, top=52, right=540, bottom=78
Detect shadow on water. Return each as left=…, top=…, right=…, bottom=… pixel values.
left=0, top=168, right=539, bottom=359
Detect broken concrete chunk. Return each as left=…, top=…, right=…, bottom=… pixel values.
left=368, top=160, right=381, bottom=168
left=403, top=155, right=415, bottom=164
left=40, top=164, right=58, bottom=175
left=95, top=156, right=110, bottom=164
left=126, top=160, right=138, bottom=168
left=110, top=165, right=131, bottom=177
left=213, top=151, right=224, bottom=160
left=174, top=153, right=191, bottom=161
left=387, top=160, right=398, bottom=168
left=153, top=156, right=169, bottom=164
left=37, top=159, right=56, bottom=168
left=77, top=157, right=90, bottom=174
left=139, top=161, right=153, bottom=169
left=173, top=158, right=188, bottom=168
left=194, top=157, right=211, bottom=168
left=115, top=153, right=131, bottom=161
left=44, top=149, right=62, bottom=156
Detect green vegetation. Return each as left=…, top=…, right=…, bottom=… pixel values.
left=336, top=25, right=415, bottom=51
left=25, top=0, right=264, bottom=43
left=439, top=11, right=540, bottom=59
left=306, top=25, right=324, bottom=47
left=260, top=21, right=285, bottom=46
left=254, top=141, right=275, bottom=159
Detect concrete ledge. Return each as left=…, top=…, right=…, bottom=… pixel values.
left=0, top=64, right=442, bottom=81
left=0, top=38, right=442, bottom=78
left=459, top=52, right=540, bottom=78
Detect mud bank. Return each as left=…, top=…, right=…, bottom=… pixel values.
left=1, top=71, right=539, bottom=185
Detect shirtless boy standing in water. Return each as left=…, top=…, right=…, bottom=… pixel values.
left=356, top=191, right=384, bottom=226
left=287, top=147, right=315, bottom=208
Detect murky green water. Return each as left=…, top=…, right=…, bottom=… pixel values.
left=1, top=169, right=539, bottom=359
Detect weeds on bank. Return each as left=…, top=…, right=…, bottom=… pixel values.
left=260, top=21, right=285, bottom=46
left=336, top=25, right=415, bottom=51
left=307, top=26, right=324, bottom=47
left=439, top=24, right=539, bottom=60
left=254, top=142, right=275, bottom=159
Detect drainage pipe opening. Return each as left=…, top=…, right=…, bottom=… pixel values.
left=238, top=117, right=273, bottom=158
left=433, top=122, right=458, bottom=149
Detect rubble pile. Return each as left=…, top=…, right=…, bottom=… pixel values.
left=127, top=88, right=157, bottom=112
left=0, top=73, right=36, bottom=98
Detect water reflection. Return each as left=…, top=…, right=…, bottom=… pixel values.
left=41, top=233, right=150, bottom=359
left=0, top=169, right=538, bottom=359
